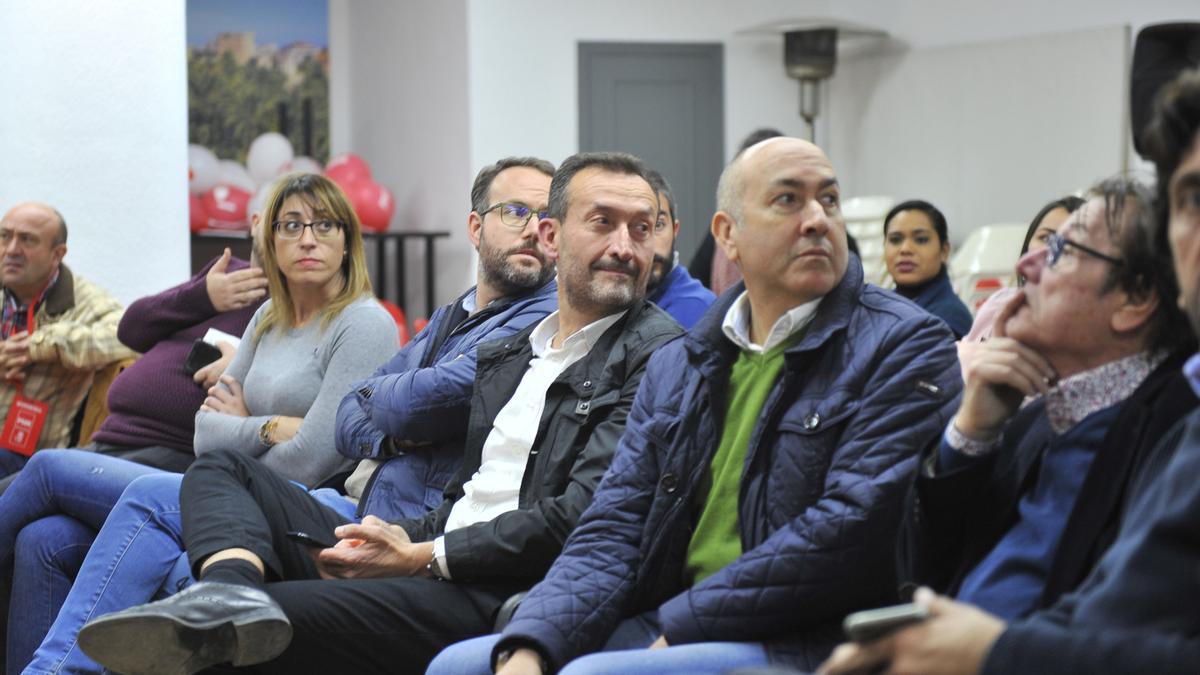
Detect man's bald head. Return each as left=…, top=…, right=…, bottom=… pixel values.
left=1, top=202, right=69, bottom=301
left=3, top=203, right=67, bottom=245
left=711, top=136, right=848, bottom=326
left=716, top=137, right=831, bottom=225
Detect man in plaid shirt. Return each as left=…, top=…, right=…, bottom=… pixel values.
left=0, top=202, right=134, bottom=475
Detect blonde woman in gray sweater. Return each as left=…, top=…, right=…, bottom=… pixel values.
left=0, top=173, right=397, bottom=674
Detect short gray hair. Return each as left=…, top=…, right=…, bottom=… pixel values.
left=1088, top=176, right=1189, bottom=356
left=547, top=152, right=651, bottom=221
left=715, top=158, right=746, bottom=225
left=50, top=207, right=67, bottom=245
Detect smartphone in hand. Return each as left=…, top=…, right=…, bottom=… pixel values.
left=843, top=603, right=930, bottom=643
left=183, top=340, right=223, bottom=376
left=286, top=530, right=338, bottom=549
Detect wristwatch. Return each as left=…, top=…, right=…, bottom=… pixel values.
left=258, top=417, right=278, bottom=447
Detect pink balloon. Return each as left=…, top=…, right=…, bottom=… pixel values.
left=325, top=153, right=372, bottom=192
left=349, top=181, right=394, bottom=232
left=202, top=185, right=252, bottom=230
left=189, top=193, right=209, bottom=232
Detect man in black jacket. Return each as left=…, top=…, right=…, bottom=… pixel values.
left=75, top=152, right=682, bottom=675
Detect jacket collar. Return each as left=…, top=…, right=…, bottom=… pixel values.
left=685, top=254, right=865, bottom=367
left=463, top=277, right=557, bottom=315
left=28, top=264, right=75, bottom=317
left=480, top=299, right=658, bottom=394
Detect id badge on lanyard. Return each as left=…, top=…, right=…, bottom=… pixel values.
left=2, top=302, right=48, bottom=456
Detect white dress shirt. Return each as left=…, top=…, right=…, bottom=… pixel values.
left=432, top=309, right=625, bottom=578
left=720, top=290, right=821, bottom=352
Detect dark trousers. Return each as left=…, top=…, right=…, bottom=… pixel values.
left=181, top=450, right=518, bottom=674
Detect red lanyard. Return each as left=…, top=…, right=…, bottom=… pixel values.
left=3, top=279, right=50, bottom=391
left=2, top=275, right=51, bottom=340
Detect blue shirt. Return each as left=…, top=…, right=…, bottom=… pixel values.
left=955, top=404, right=1121, bottom=620
left=1185, top=353, right=1200, bottom=397
left=648, top=264, right=716, bottom=329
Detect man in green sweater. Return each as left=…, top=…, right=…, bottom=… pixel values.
left=433, top=136, right=964, bottom=674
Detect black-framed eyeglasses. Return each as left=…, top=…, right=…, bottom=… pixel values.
left=480, top=202, right=549, bottom=228
left=272, top=219, right=345, bottom=240
left=1044, top=232, right=1124, bottom=269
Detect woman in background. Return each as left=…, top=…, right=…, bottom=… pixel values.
left=883, top=199, right=974, bottom=338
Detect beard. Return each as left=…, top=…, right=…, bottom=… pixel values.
left=645, top=250, right=676, bottom=294
left=477, top=232, right=554, bottom=297
left=561, top=256, right=644, bottom=316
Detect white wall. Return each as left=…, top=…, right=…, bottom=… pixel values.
left=0, top=0, right=188, bottom=304
left=329, top=0, right=471, bottom=316
left=467, top=0, right=825, bottom=171
left=827, top=25, right=1130, bottom=243
left=465, top=0, right=1198, bottom=259
left=5, top=0, right=1197, bottom=308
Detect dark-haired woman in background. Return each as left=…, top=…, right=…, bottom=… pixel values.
left=883, top=199, right=973, bottom=338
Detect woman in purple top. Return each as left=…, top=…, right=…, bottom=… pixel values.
left=0, top=174, right=398, bottom=673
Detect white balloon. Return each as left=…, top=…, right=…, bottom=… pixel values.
left=246, top=132, right=295, bottom=184
left=285, top=156, right=323, bottom=175
left=217, top=160, right=257, bottom=192
left=188, top=144, right=220, bottom=194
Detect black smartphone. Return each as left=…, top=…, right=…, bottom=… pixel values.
left=843, top=603, right=930, bottom=643
left=184, top=339, right=223, bottom=376
left=286, top=530, right=338, bottom=549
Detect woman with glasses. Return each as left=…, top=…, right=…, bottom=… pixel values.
left=883, top=200, right=974, bottom=338
left=0, top=173, right=398, bottom=674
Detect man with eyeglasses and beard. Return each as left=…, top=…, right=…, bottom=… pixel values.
left=643, top=170, right=715, bottom=328
left=331, top=156, right=560, bottom=520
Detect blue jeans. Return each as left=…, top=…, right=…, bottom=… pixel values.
left=426, top=613, right=771, bottom=675
left=0, top=450, right=28, bottom=480
left=23, top=472, right=191, bottom=674
left=24, top=468, right=360, bottom=674
left=0, top=449, right=164, bottom=674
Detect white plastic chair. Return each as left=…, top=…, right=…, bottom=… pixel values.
left=949, top=223, right=1028, bottom=310
left=841, top=196, right=894, bottom=283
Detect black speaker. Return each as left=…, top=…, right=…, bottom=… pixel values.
left=1132, top=22, right=1200, bottom=155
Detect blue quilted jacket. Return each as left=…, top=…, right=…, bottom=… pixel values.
left=498, top=259, right=962, bottom=670
left=334, top=280, right=557, bottom=520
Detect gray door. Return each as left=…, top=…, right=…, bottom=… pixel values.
left=579, top=42, right=724, bottom=265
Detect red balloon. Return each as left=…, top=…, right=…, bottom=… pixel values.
left=324, top=153, right=372, bottom=192
left=189, top=193, right=209, bottom=232
left=349, top=181, right=395, bottom=232
left=201, top=185, right=252, bottom=230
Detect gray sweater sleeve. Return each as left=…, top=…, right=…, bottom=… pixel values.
left=194, top=298, right=400, bottom=486
left=258, top=300, right=399, bottom=485
left=193, top=307, right=269, bottom=459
